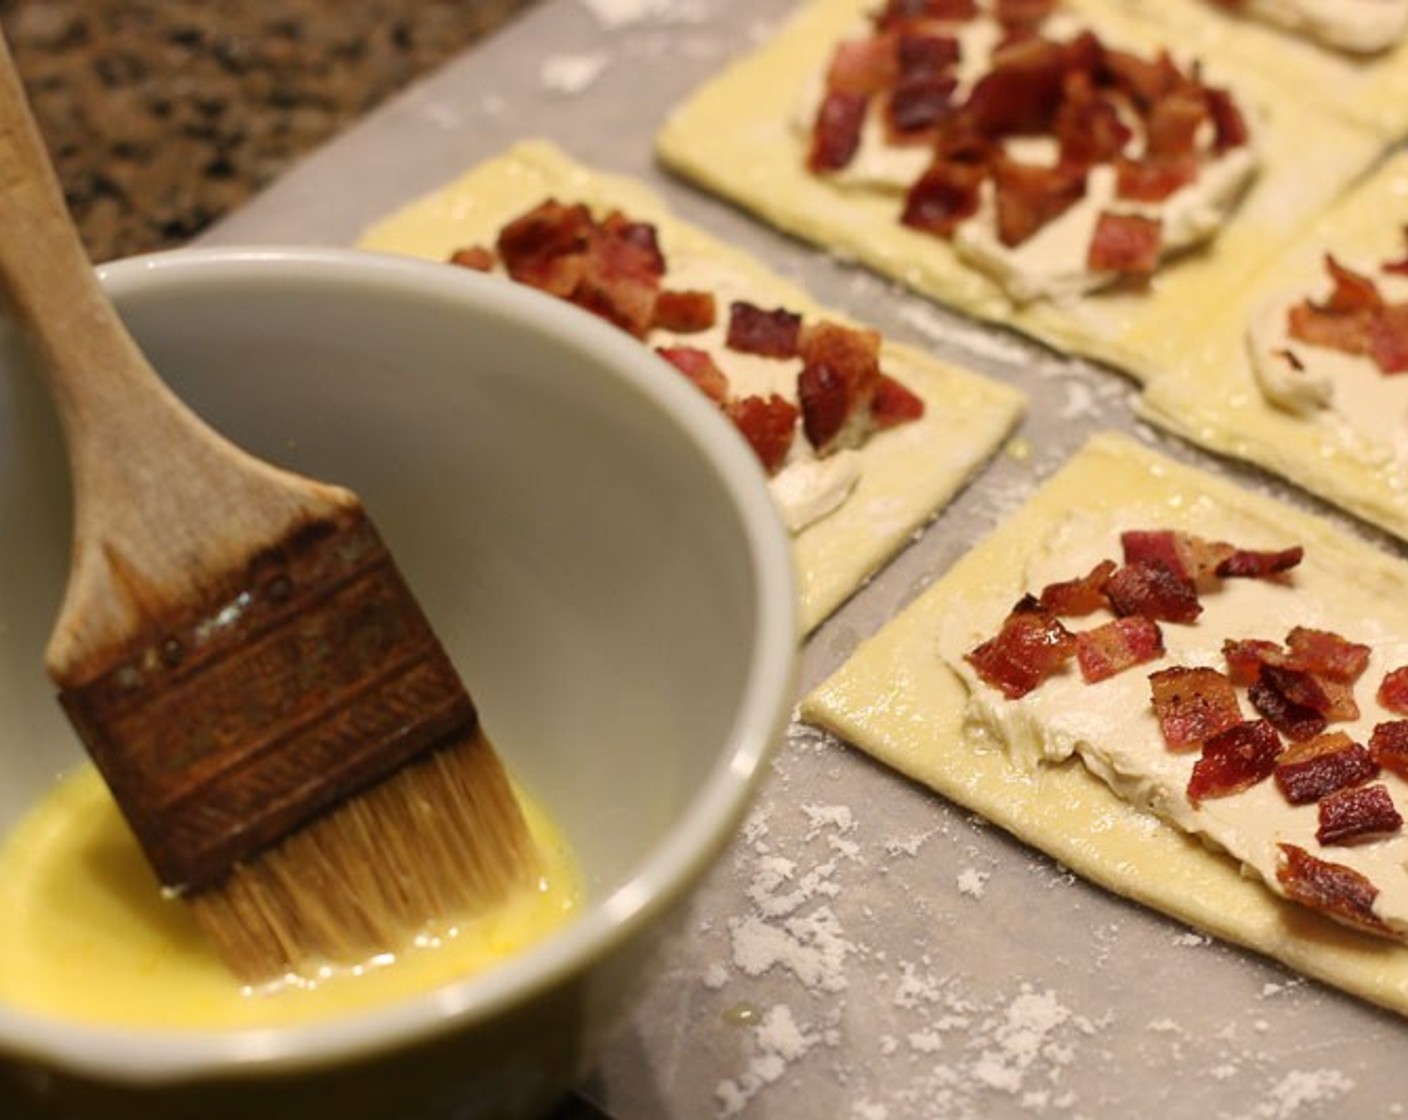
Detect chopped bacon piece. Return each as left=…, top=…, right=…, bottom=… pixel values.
left=1322, top=255, right=1384, bottom=315
left=1378, top=666, right=1408, bottom=719
left=656, top=346, right=729, bottom=405
left=825, top=36, right=896, bottom=97
left=726, top=394, right=800, bottom=475
left=1076, top=615, right=1164, bottom=684
left=1369, top=720, right=1408, bottom=779
left=1114, top=155, right=1199, bottom=204
left=1054, top=73, right=1132, bottom=167
left=1367, top=303, right=1408, bottom=375
left=1101, top=47, right=1182, bottom=111
left=1187, top=718, right=1282, bottom=805
left=873, top=0, right=979, bottom=30
left=1223, top=629, right=1362, bottom=719
left=1205, top=85, right=1250, bottom=152
left=1145, top=85, right=1210, bottom=159
left=1287, top=299, right=1371, bottom=357
left=600, top=211, right=667, bottom=278
left=1120, top=529, right=1189, bottom=580
left=870, top=373, right=926, bottom=428
left=1087, top=212, right=1162, bottom=277
left=1222, top=637, right=1284, bottom=687
left=902, top=157, right=987, bottom=238
left=1038, top=558, right=1116, bottom=616
left=887, top=76, right=961, bottom=137
left=497, top=199, right=594, bottom=295
left=1120, top=530, right=1237, bottom=591
left=1260, top=662, right=1346, bottom=721
left=726, top=302, right=803, bottom=358
left=809, top=89, right=870, bottom=173
left=1284, top=627, right=1369, bottom=683
left=1216, top=544, right=1303, bottom=580
left=1273, top=731, right=1378, bottom=806
left=496, top=201, right=667, bottom=338
left=896, top=32, right=961, bottom=79
left=1149, top=665, right=1243, bottom=750
left=1317, top=783, right=1403, bottom=846
left=1105, top=561, right=1201, bottom=623
left=1277, top=843, right=1388, bottom=935
left=448, top=245, right=496, bottom=271
left=1249, top=669, right=1328, bottom=742
left=992, top=157, right=1087, bottom=248
left=966, top=596, right=1077, bottom=699
left=797, top=321, right=882, bottom=454
left=966, top=35, right=1068, bottom=135
left=994, top=0, right=1059, bottom=34
left=1378, top=666, right=1408, bottom=715
left=1286, top=256, right=1385, bottom=361
left=653, top=289, right=717, bottom=333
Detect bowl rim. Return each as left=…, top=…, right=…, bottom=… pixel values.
left=0, top=244, right=798, bottom=1083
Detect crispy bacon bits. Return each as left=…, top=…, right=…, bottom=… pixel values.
left=1076, top=615, right=1163, bottom=684
left=810, top=8, right=1250, bottom=282
left=966, top=596, right=1076, bottom=699
left=1038, top=559, right=1117, bottom=616
left=727, top=302, right=802, bottom=358
left=449, top=202, right=925, bottom=479
left=1277, top=844, right=1388, bottom=935
left=1273, top=731, right=1378, bottom=806
left=1187, top=718, right=1282, bottom=805
left=1377, top=666, right=1408, bottom=715
left=1368, top=720, right=1408, bottom=780
left=1104, top=558, right=1201, bottom=623
left=963, top=520, right=1408, bottom=935
left=1317, top=784, right=1403, bottom=847
left=1287, top=254, right=1408, bottom=376
left=725, top=395, right=801, bottom=475
left=1149, top=666, right=1243, bottom=751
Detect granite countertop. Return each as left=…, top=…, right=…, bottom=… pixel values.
left=1, top=0, right=537, bottom=261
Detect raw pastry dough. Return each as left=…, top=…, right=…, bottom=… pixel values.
left=1139, top=151, right=1408, bottom=544
left=1076, top=0, right=1408, bottom=136
left=802, top=432, right=1408, bottom=1016
left=358, top=140, right=1025, bottom=632
left=656, top=0, right=1384, bottom=385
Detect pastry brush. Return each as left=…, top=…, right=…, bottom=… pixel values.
left=0, top=33, right=539, bottom=982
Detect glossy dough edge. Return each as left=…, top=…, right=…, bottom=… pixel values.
left=357, top=139, right=1026, bottom=631
left=801, top=430, right=1408, bottom=1018
left=654, top=0, right=1385, bottom=386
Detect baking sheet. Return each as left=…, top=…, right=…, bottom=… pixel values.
left=205, top=1, right=1408, bottom=1115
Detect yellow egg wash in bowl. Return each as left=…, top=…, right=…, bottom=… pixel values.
left=0, top=766, right=581, bottom=1029
left=0, top=248, right=797, bottom=1119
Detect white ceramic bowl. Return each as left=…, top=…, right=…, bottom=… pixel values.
left=0, top=247, right=797, bottom=1118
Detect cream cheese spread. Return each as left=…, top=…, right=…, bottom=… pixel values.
left=795, top=9, right=1260, bottom=304
left=940, top=503, right=1408, bottom=938
left=1247, top=267, right=1408, bottom=468
left=657, top=253, right=864, bottom=532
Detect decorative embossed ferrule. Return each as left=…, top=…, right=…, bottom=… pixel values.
left=58, top=510, right=477, bottom=894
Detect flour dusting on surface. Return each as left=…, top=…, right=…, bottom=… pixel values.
left=577, top=0, right=710, bottom=28
left=635, top=716, right=1395, bottom=1118
left=539, top=51, right=612, bottom=93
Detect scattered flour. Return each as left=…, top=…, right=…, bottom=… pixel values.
left=577, top=0, right=709, bottom=29
left=717, top=1004, right=824, bottom=1117
left=538, top=51, right=611, bottom=94
left=956, top=868, right=989, bottom=899
left=688, top=718, right=1382, bottom=1117
left=1251, top=1069, right=1356, bottom=1119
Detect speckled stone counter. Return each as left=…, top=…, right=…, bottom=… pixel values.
left=0, top=0, right=536, bottom=261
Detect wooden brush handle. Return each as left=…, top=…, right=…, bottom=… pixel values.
left=0, top=32, right=355, bottom=685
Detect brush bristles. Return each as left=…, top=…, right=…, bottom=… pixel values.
left=187, top=728, right=540, bottom=983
